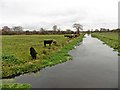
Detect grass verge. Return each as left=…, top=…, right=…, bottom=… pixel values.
left=0, top=83, right=31, bottom=90
left=91, top=32, right=120, bottom=55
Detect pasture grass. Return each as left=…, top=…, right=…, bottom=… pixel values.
left=2, top=34, right=84, bottom=78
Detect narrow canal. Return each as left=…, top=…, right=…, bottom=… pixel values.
left=13, top=34, right=118, bottom=88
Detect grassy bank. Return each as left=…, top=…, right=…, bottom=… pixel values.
left=91, top=32, right=119, bottom=55
left=0, top=83, right=31, bottom=90
left=2, top=34, right=84, bottom=78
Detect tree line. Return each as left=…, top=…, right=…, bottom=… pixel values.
left=0, top=24, right=83, bottom=35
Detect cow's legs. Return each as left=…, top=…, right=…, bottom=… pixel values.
left=44, top=43, right=46, bottom=47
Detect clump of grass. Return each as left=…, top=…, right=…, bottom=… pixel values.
left=2, top=60, right=42, bottom=78
left=42, top=50, right=47, bottom=55
left=2, top=55, right=24, bottom=66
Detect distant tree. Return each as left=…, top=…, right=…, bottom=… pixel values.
left=2, top=26, right=11, bottom=31
left=2, top=26, right=13, bottom=35
left=58, top=28, right=61, bottom=32
left=66, top=29, right=72, bottom=34
left=53, top=25, right=57, bottom=31
left=25, top=30, right=30, bottom=35
left=106, top=29, right=110, bottom=32
left=12, top=26, right=23, bottom=32
left=86, top=30, right=90, bottom=35
left=40, top=28, right=45, bottom=34
left=73, top=23, right=83, bottom=35
left=57, top=28, right=61, bottom=34
left=95, top=29, right=99, bottom=32
left=33, top=30, right=38, bottom=34
left=0, top=30, right=2, bottom=35
left=40, top=28, right=44, bottom=32
left=100, top=28, right=106, bottom=32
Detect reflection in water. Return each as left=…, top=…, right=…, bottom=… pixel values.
left=7, top=35, right=118, bottom=88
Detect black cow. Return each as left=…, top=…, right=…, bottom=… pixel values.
left=64, top=35, right=74, bottom=38
left=44, top=40, right=53, bottom=47
left=30, top=47, right=37, bottom=60
left=74, top=34, right=79, bottom=37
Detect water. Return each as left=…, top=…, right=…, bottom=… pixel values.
left=8, top=34, right=118, bottom=88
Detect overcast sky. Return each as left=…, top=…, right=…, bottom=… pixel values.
left=0, top=0, right=119, bottom=30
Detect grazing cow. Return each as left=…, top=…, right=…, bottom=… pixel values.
left=30, top=47, right=37, bottom=60
left=74, top=34, right=79, bottom=37
left=64, top=35, right=74, bottom=38
left=44, top=40, right=53, bottom=47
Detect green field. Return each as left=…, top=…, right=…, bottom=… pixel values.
left=91, top=32, right=120, bottom=55
left=2, top=35, right=68, bottom=61
left=2, top=34, right=84, bottom=78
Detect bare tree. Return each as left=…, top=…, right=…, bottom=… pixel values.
left=73, top=23, right=83, bottom=35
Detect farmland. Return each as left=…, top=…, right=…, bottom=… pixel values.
left=2, top=34, right=84, bottom=78
left=91, top=32, right=120, bottom=55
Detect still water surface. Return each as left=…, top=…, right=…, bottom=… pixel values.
left=13, top=34, right=118, bottom=88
